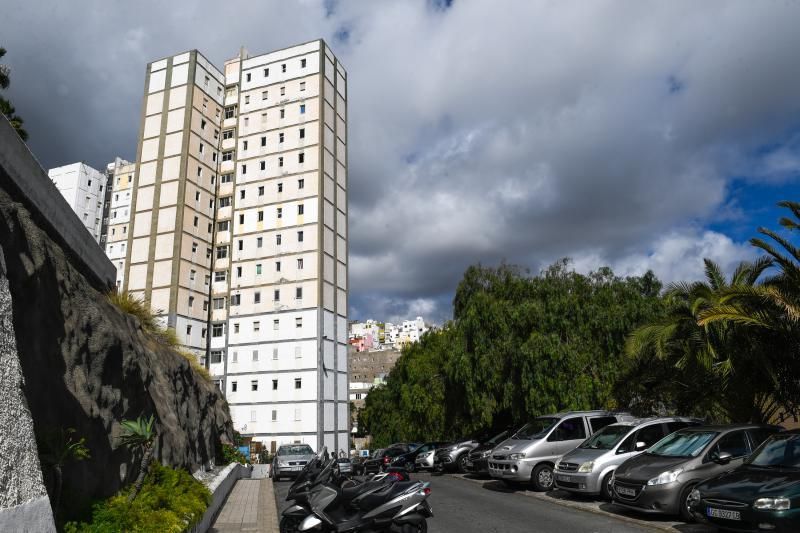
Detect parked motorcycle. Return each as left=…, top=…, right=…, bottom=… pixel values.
left=281, top=447, right=433, bottom=532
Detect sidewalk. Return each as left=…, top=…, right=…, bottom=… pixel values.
left=209, top=475, right=280, bottom=533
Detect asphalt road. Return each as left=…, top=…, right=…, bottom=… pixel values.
left=272, top=472, right=671, bottom=532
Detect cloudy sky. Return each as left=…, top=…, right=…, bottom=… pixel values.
left=2, top=0, right=799, bottom=324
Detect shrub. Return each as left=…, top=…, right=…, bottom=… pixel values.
left=177, top=350, right=211, bottom=382
left=222, top=444, right=247, bottom=465
left=65, top=463, right=211, bottom=533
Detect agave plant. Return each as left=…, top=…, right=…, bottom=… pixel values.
left=119, top=414, right=157, bottom=502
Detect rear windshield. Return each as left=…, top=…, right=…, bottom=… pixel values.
left=278, top=445, right=314, bottom=456
left=487, top=429, right=512, bottom=445
left=580, top=424, right=631, bottom=450
left=648, top=431, right=718, bottom=458
left=746, top=434, right=800, bottom=468
left=514, top=418, right=559, bottom=440
left=385, top=448, right=405, bottom=457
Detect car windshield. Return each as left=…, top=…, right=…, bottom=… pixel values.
left=514, top=418, right=559, bottom=440
left=278, top=445, right=314, bottom=456
left=580, top=424, right=632, bottom=450
left=487, top=430, right=511, bottom=445
left=746, top=434, right=800, bottom=468
left=385, top=448, right=405, bottom=457
left=647, top=431, right=718, bottom=457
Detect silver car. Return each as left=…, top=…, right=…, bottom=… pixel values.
left=488, top=410, right=632, bottom=491
left=554, top=417, right=700, bottom=499
left=271, top=444, right=316, bottom=481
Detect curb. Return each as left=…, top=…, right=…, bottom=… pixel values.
left=449, top=474, right=681, bottom=532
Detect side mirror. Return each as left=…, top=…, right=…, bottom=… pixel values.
left=635, top=441, right=647, bottom=451
left=714, top=451, right=733, bottom=465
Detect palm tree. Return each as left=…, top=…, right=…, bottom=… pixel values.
left=119, top=415, right=157, bottom=502
left=37, top=428, right=90, bottom=522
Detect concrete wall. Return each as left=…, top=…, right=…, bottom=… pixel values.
left=191, top=463, right=245, bottom=533
left=0, top=116, right=115, bottom=289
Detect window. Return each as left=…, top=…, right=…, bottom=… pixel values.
left=258, top=210, right=264, bottom=221
left=237, top=239, right=243, bottom=251
left=232, top=351, right=238, bottom=362
left=295, top=346, right=302, bottom=358
left=261, top=112, right=267, bottom=123
left=273, top=348, right=279, bottom=360
left=636, top=424, right=668, bottom=448
left=260, top=135, right=267, bottom=146
left=296, top=287, right=303, bottom=299
left=589, top=416, right=617, bottom=433
left=297, top=204, right=305, bottom=216
left=215, top=270, right=227, bottom=282
left=211, top=351, right=222, bottom=364
left=213, top=298, right=225, bottom=310
left=239, top=214, right=244, bottom=224
left=299, top=128, right=305, bottom=139
left=216, top=246, right=228, bottom=259
left=201, top=327, right=206, bottom=339
left=252, top=350, right=259, bottom=361
left=295, top=317, right=302, bottom=328
left=712, top=431, right=750, bottom=460
left=241, top=164, right=247, bottom=175
left=231, top=381, right=237, bottom=392
left=222, top=151, right=233, bottom=162
left=294, top=409, right=301, bottom=421
left=298, top=178, right=305, bottom=189
left=203, top=98, right=208, bottom=110
left=279, top=132, right=284, bottom=143
left=258, top=186, right=264, bottom=196
left=300, top=104, right=306, bottom=114
left=244, top=95, right=250, bottom=104
left=278, top=156, right=284, bottom=167
left=190, top=269, right=196, bottom=281
left=246, top=72, right=251, bottom=82
left=212, top=323, right=224, bottom=337
left=278, top=182, right=283, bottom=193
left=256, top=237, right=263, bottom=248
left=274, top=289, right=280, bottom=301
left=276, top=261, right=281, bottom=272
left=199, top=143, right=204, bottom=154
left=217, top=220, right=229, bottom=232
left=214, top=129, right=219, bottom=140
left=188, top=296, right=195, bottom=308
left=282, top=63, right=286, bottom=73
left=223, top=129, right=234, bottom=140
left=242, top=140, right=248, bottom=150
left=277, top=207, right=283, bottom=218
left=192, top=242, right=198, bottom=253
left=295, top=378, right=302, bottom=389
left=253, top=321, right=260, bottom=332
left=193, top=215, right=198, bottom=227
left=221, top=173, right=233, bottom=183
left=298, top=152, right=305, bottom=164
left=297, top=258, right=304, bottom=269
left=195, top=190, right=201, bottom=200
left=201, top=118, right=206, bottom=130
left=356, top=393, right=362, bottom=400
left=273, top=319, right=279, bottom=330
left=240, top=189, right=246, bottom=200
left=262, top=91, right=268, bottom=100
left=297, top=231, right=304, bottom=242
left=300, top=81, right=306, bottom=91
left=186, top=324, right=192, bottom=335
left=272, top=410, right=277, bottom=421
left=212, top=152, right=217, bottom=162
left=272, top=380, right=278, bottom=390
left=219, top=196, right=231, bottom=207
left=301, top=58, right=307, bottom=68
left=547, top=417, right=586, bottom=442
left=280, top=108, right=285, bottom=119
left=260, top=161, right=266, bottom=171
left=280, top=86, right=286, bottom=96
left=225, top=106, right=235, bottom=119
left=264, top=68, right=269, bottom=77
left=256, top=263, right=262, bottom=275
left=251, top=380, right=258, bottom=391
left=276, top=234, right=282, bottom=245
left=236, top=266, right=243, bottom=277
left=231, top=294, right=241, bottom=306
left=254, top=291, right=261, bottom=304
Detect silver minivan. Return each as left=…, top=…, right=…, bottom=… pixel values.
left=554, top=417, right=700, bottom=499
left=488, top=410, right=632, bottom=491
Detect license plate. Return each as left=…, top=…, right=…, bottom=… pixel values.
left=556, top=474, right=571, bottom=483
left=615, top=485, right=636, bottom=497
left=707, top=508, right=741, bottom=521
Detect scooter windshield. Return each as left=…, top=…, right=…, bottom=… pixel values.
left=287, top=447, right=328, bottom=499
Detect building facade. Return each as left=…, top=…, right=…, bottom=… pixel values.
left=48, top=162, right=106, bottom=243
left=104, top=159, right=136, bottom=288
left=120, top=41, right=348, bottom=453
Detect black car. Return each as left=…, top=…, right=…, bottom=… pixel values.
left=362, top=447, right=407, bottom=474
left=690, top=429, right=800, bottom=532
left=467, top=427, right=517, bottom=475
left=391, top=442, right=451, bottom=472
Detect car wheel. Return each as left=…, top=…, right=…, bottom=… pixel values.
left=457, top=454, right=469, bottom=473
left=532, top=464, right=554, bottom=492
left=407, top=461, right=416, bottom=473
left=679, top=484, right=697, bottom=523
left=600, top=471, right=614, bottom=501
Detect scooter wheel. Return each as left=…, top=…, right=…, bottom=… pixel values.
left=400, top=520, right=427, bottom=533
left=280, top=516, right=302, bottom=533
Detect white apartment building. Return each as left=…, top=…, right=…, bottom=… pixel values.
left=384, top=317, right=428, bottom=347
left=104, top=159, right=136, bottom=288
left=122, top=41, right=349, bottom=454
left=48, top=162, right=106, bottom=242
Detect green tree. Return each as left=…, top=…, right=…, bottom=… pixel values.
left=120, top=415, right=157, bottom=502
left=0, top=47, right=28, bottom=141
left=38, top=428, right=91, bottom=522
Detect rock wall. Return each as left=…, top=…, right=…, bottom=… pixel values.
left=0, top=171, right=233, bottom=521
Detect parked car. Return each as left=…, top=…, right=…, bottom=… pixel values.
left=689, top=429, right=800, bottom=532
left=554, top=417, right=701, bottom=499
left=467, top=427, right=518, bottom=476
left=337, top=457, right=353, bottom=475
left=435, top=428, right=501, bottom=473
left=489, top=410, right=632, bottom=490
left=612, top=424, right=781, bottom=521
left=362, top=447, right=407, bottom=474
left=270, top=443, right=316, bottom=481
left=392, top=442, right=451, bottom=472
left=415, top=443, right=452, bottom=471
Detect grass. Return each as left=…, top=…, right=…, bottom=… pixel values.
left=107, top=290, right=211, bottom=382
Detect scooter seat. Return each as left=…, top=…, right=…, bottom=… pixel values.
left=356, top=481, right=417, bottom=511
left=339, top=480, right=386, bottom=505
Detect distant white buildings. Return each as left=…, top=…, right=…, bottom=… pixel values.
left=48, top=162, right=107, bottom=243
left=349, top=316, right=429, bottom=351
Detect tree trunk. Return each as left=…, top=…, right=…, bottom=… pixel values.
left=128, top=444, right=153, bottom=502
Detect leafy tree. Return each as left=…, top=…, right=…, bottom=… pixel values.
left=0, top=47, right=28, bottom=141
left=37, top=428, right=91, bottom=522
left=119, top=415, right=157, bottom=502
